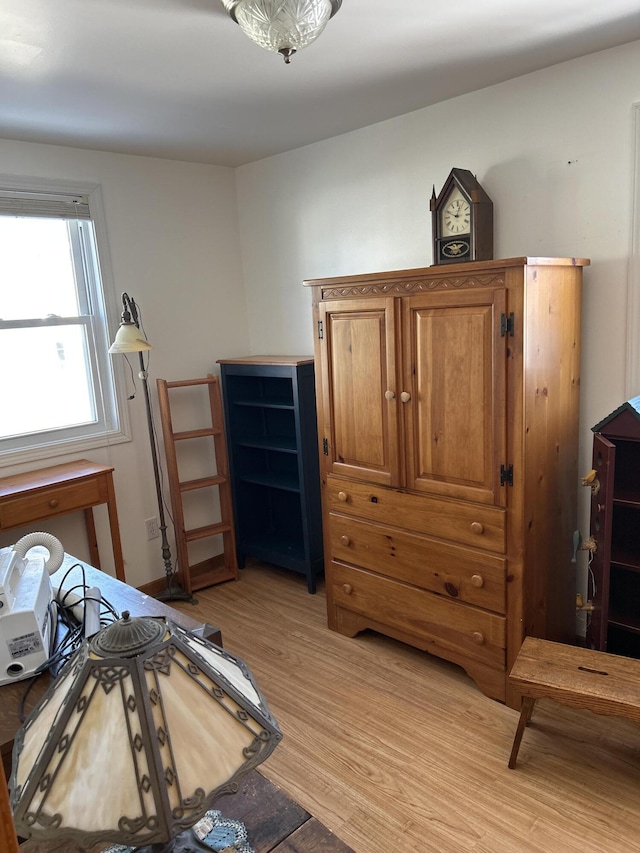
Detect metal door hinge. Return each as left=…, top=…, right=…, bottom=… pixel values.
left=500, top=464, right=513, bottom=486
left=317, top=320, right=324, bottom=339
left=500, top=312, right=515, bottom=337
left=323, top=437, right=329, bottom=455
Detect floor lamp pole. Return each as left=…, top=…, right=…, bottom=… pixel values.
left=138, top=352, right=193, bottom=604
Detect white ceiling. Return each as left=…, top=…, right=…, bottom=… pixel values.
left=1, top=0, right=640, bottom=168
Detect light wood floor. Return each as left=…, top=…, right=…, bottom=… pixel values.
left=173, top=562, right=640, bottom=853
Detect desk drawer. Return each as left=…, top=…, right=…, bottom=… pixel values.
left=329, top=513, right=506, bottom=613
left=326, top=475, right=506, bottom=553
left=330, top=561, right=506, bottom=669
left=0, top=478, right=104, bottom=529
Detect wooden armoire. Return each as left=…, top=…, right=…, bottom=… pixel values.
left=306, top=256, right=589, bottom=709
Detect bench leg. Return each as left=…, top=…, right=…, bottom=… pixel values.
left=508, top=696, right=536, bottom=769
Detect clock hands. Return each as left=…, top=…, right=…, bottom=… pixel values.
left=445, top=202, right=470, bottom=234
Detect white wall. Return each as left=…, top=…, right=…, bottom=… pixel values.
left=0, top=140, right=249, bottom=588
left=235, top=40, right=640, bottom=612
left=2, top=40, right=639, bottom=601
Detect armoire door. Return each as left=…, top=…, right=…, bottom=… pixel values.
left=318, top=297, right=400, bottom=486
left=401, top=288, right=508, bottom=506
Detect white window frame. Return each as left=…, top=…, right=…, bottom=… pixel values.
left=0, top=174, right=131, bottom=464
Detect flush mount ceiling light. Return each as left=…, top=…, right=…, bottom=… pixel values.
left=220, top=0, right=342, bottom=63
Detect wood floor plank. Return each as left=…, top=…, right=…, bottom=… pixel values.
left=274, top=817, right=355, bottom=852
left=173, top=562, right=640, bottom=853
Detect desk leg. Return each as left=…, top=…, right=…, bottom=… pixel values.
left=83, top=507, right=101, bottom=570
left=105, top=472, right=126, bottom=582
left=1, top=770, right=19, bottom=853
left=508, top=696, right=535, bottom=769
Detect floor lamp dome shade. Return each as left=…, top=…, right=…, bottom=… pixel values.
left=108, top=291, right=152, bottom=353
left=220, top=0, right=342, bottom=63
left=10, top=614, right=282, bottom=851
left=108, top=321, right=152, bottom=353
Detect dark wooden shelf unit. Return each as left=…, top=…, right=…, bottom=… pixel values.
left=586, top=395, right=640, bottom=658
left=218, top=356, right=323, bottom=593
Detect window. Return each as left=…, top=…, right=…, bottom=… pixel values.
left=0, top=178, right=129, bottom=462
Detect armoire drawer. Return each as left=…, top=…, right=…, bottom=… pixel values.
left=330, top=561, right=506, bottom=669
left=328, top=512, right=506, bottom=613
left=326, top=474, right=505, bottom=554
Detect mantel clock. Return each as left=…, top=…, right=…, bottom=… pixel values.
left=430, top=168, right=493, bottom=265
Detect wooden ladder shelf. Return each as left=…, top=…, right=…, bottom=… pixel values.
left=156, top=374, right=238, bottom=594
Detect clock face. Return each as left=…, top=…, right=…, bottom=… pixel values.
left=441, top=187, right=471, bottom=237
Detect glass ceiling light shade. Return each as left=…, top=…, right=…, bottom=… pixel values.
left=220, top=0, right=342, bottom=63
left=10, top=613, right=282, bottom=852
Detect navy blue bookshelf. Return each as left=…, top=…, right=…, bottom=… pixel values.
left=217, top=356, right=323, bottom=593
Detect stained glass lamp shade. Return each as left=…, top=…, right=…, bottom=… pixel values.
left=10, top=613, right=282, bottom=852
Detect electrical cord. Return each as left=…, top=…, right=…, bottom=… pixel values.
left=135, top=333, right=182, bottom=580
left=122, top=351, right=137, bottom=399
left=16, top=564, right=120, bottom=722
left=54, top=562, right=120, bottom=624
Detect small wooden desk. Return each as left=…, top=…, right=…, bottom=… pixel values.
left=0, top=460, right=125, bottom=582
left=508, top=637, right=640, bottom=768
left=0, top=553, right=222, bottom=782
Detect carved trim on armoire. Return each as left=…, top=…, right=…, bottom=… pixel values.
left=320, top=272, right=505, bottom=299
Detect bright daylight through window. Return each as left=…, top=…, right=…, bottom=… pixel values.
left=0, top=182, right=125, bottom=461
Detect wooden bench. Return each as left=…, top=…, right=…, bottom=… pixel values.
left=508, top=636, right=640, bottom=768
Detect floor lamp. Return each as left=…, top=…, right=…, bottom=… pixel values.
left=109, top=292, right=192, bottom=603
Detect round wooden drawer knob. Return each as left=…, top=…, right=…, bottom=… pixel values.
left=342, top=583, right=353, bottom=595
left=49, top=499, right=59, bottom=508
left=400, top=391, right=411, bottom=403
left=340, top=535, right=350, bottom=546
left=472, top=631, right=485, bottom=645
left=470, top=521, right=484, bottom=535
left=470, top=574, right=484, bottom=588
left=338, top=491, right=348, bottom=502
left=384, top=390, right=395, bottom=401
